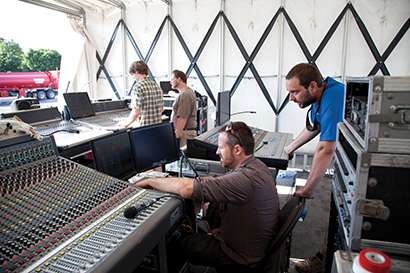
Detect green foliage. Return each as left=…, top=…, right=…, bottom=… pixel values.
left=0, top=37, right=61, bottom=72
left=0, top=38, right=25, bottom=72
left=23, top=49, right=61, bottom=72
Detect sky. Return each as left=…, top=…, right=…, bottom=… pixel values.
left=0, top=0, right=74, bottom=53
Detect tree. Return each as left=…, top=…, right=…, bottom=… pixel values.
left=23, top=48, right=61, bottom=72
left=0, top=38, right=25, bottom=72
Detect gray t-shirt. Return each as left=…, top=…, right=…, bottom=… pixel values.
left=171, top=87, right=197, bottom=129
left=192, top=155, right=280, bottom=265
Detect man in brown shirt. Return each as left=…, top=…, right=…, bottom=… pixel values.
left=170, top=70, right=197, bottom=147
left=135, top=121, right=279, bottom=270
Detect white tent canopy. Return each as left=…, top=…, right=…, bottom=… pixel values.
left=21, top=0, right=410, bottom=154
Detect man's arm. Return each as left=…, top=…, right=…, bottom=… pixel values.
left=284, top=127, right=320, bottom=159
left=174, top=116, right=188, bottom=138
left=295, top=140, right=336, bottom=198
left=135, top=177, right=194, bottom=199
left=119, top=108, right=140, bottom=127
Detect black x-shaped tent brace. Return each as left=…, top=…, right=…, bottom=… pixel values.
left=95, top=2, right=410, bottom=115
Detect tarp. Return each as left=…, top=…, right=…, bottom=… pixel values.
left=34, top=0, right=410, bottom=153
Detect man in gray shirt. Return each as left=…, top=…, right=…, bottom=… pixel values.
left=135, top=121, right=279, bottom=270
left=170, top=70, right=197, bottom=147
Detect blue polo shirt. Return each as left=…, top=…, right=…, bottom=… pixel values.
left=310, top=77, right=345, bottom=141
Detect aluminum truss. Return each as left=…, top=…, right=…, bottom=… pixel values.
left=95, top=3, right=410, bottom=115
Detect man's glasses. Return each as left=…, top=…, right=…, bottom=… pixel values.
left=305, top=104, right=320, bottom=131
left=225, top=122, right=242, bottom=146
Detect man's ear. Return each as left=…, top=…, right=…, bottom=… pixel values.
left=309, top=81, right=318, bottom=94
left=234, top=144, right=243, bottom=156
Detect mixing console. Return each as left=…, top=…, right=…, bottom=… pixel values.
left=33, top=121, right=114, bottom=150
left=35, top=120, right=78, bottom=135
left=72, top=111, right=130, bottom=129
left=188, top=124, right=293, bottom=170
left=204, top=126, right=267, bottom=148
left=0, top=137, right=184, bottom=273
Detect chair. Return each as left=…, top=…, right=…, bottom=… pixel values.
left=216, top=195, right=306, bottom=273
left=258, top=195, right=306, bottom=273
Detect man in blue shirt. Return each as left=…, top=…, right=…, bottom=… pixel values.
left=284, top=63, right=344, bottom=273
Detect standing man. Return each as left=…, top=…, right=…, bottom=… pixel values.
left=170, top=70, right=197, bottom=147
left=284, top=63, right=344, bottom=273
left=135, top=121, right=280, bottom=270
left=120, top=60, right=163, bottom=127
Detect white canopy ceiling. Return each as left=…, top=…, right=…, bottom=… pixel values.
left=19, top=0, right=171, bottom=18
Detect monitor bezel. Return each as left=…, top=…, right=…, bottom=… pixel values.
left=160, top=81, right=178, bottom=94
left=128, top=122, right=180, bottom=173
left=216, top=90, right=231, bottom=126
left=63, top=92, right=95, bottom=119
left=90, top=131, right=137, bottom=180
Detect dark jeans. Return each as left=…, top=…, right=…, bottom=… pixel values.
left=179, top=203, right=255, bottom=271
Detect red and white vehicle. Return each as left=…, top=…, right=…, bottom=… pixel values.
left=0, top=70, right=59, bottom=100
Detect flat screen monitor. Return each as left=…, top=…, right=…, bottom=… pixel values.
left=90, top=131, right=137, bottom=180
left=216, top=90, right=231, bottom=126
left=160, top=81, right=177, bottom=94
left=63, top=92, right=95, bottom=119
left=128, top=122, right=180, bottom=173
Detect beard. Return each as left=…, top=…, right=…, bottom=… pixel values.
left=298, top=92, right=316, bottom=108
left=171, top=81, right=179, bottom=89
left=220, top=149, right=235, bottom=168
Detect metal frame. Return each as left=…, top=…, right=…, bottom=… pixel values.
left=168, top=15, right=217, bottom=105
left=19, top=0, right=85, bottom=17
left=83, top=3, right=409, bottom=113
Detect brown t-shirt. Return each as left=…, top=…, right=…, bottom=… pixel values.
left=192, top=155, right=280, bottom=266
left=171, top=87, right=197, bottom=129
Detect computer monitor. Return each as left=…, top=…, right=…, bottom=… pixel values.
left=216, top=90, right=231, bottom=126
left=128, top=122, right=180, bottom=173
left=160, top=81, right=178, bottom=94
left=90, top=131, right=137, bottom=180
left=63, top=92, right=95, bottom=119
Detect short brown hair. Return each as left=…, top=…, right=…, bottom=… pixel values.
left=218, top=121, right=254, bottom=155
left=286, top=63, right=323, bottom=89
left=129, top=60, right=149, bottom=75
left=172, top=70, right=187, bottom=83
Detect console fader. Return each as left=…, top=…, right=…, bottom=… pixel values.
left=0, top=136, right=183, bottom=273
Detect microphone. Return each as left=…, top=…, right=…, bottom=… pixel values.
left=180, top=149, right=200, bottom=178
left=67, top=128, right=80, bottom=134
left=123, top=197, right=159, bottom=219
left=230, top=111, right=256, bottom=116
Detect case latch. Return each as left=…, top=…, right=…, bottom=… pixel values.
left=355, top=199, right=390, bottom=220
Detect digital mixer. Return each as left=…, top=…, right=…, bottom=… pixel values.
left=186, top=124, right=293, bottom=170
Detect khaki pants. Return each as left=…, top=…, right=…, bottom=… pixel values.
left=179, top=129, right=197, bottom=148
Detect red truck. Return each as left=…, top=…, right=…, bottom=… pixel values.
left=0, top=71, right=59, bottom=100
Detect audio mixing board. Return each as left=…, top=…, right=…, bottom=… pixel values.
left=71, top=110, right=131, bottom=131
left=186, top=124, right=293, bottom=170
left=0, top=136, right=184, bottom=273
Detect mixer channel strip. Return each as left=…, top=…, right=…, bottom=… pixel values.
left=252, top=127, right=268, bottom=149
left=23, top=189, right=181, bottom=273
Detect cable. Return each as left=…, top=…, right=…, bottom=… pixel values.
left=254, top=140, right=268, bottom=153
left=42, top=128, right=80, bottom=136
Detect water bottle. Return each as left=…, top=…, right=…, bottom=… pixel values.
left=298, top=199, right=312, bottom=222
